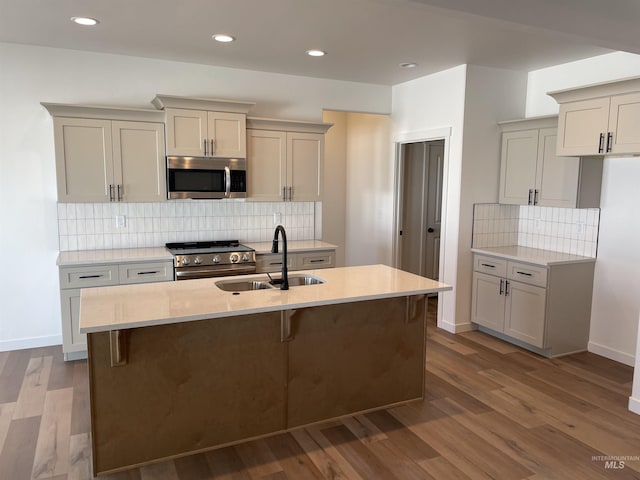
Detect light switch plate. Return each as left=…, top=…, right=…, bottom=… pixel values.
left=273, top=212, right=281, bottom=225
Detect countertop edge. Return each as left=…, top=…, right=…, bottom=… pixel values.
left=471, top=247, right=596, bottom=266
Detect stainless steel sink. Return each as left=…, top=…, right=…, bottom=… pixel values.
left=286, top=275, right=324, bottom=286
left=215, top=279, right=274, bottom=292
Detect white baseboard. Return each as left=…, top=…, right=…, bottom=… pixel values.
left=0, top=335, right=62, bottom=353
left=588, top=341, right=635, bottom=367
left=437, top=318, right=476, bottom=334
left=629, top=396, right=640, bottom=416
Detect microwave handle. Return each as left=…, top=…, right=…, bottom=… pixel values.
left=224, top=166, right=231, bottom=197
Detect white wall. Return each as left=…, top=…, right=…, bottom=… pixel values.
left=0, top=42, right=390, bottom=351
left=345, top=113, right=393, bottom=266
left=392, top=65, right=467, bottom=332
left=526, top=51, right=640, bottom=366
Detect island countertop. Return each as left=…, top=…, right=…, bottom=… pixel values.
left=79, top=264, right=451, bottom=333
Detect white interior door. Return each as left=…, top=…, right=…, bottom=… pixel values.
left=425, top=142, right=444, bottom=280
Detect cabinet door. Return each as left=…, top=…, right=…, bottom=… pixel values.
left=608, top=92, right=640, bottom=154
left=112, top=121, right=166, bottom=202
left=471, top=272, right=505, bottom=332
left=53, top=117, right=114, bottom=202
left=556, top=97, right=610, bottom=156
left=287, top=297, right=425, bottom=428
left=60, top=289, right=87, bottom=354
left=504, top=281, right=547, bottom=348
left=247, top=129, right=287, bottom=201
left=534, top=128, right=580, bottom=208
left=207, top=111, right=246, bottom=158
left=499, top=130, right=538, bottom=205
left=165, top=108, right=207, bottom=156
left=288, top=132, right=323, bottom=201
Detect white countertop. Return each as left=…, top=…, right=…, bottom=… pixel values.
left=471, top=246, right=596, bottom=266
left=57, top=241, right=336, bottom=266
left=247, top=240, right=337, bottom=254
left=79, top=264, right=451, bottom=333
left=57, top=247, right=173, bottom=266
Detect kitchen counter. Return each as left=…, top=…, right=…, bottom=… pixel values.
left=247, top=240, right=337, bottom=254
left=471, top=246, right=596, bottom=266
left=80, top=264, right=450, bottom=333
left=57, top=247, right=173, bottom=266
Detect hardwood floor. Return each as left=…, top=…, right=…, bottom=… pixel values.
left=1, top=299, right=638, bottom=479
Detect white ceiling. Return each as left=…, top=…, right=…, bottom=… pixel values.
left=0, top=0, right=636, bottom=85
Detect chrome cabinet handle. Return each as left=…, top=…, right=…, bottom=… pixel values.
left=598, top=133, right=604, bottom=153
left=607, top=132, right=613, bottom=153
left=211, top=139, right=215, bottom=156
left=203, top=139, right=208, bottom=156
left=528, top=189, right=533, bottom=205
left=499, top=279, right=504, bottom=295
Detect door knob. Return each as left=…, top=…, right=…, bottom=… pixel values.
left=427, top=228, right=434, bottom=233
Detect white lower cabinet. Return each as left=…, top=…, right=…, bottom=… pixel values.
left=471, top=253, right=594, bottom=357
left=59, top=260, right=173, bottom=360
left=255, top=250, right=335, bottom=274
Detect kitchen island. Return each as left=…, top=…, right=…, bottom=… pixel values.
left=80, top=264, right=451, bottom=476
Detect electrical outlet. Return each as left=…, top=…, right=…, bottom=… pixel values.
left=115, top=215, right=126, bottom=229
left=273, top=212, right=281, bottom=225
left=575, top=221, right=586, bottom=234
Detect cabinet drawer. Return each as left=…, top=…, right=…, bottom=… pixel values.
left=59, top=265, right=119, bottom=289
left=256, top=253, right=297, bottom=273
left=473, top=255, right=507, bottom=277
left=507, top=261, right=547, bottom=288
left=118, top=261, right=174, bottom=284
left=299, top=251, right=335, bottom=269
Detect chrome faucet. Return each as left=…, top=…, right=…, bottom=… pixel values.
left=271, top=225, right=289, bottom=290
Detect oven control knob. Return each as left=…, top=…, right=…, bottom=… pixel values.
left=181, top=257, right=190, bottom=266
left=230, top=254, right=239, bottom=263
left=194, top=256, right=202, bottom=265
left=212, top=255, right=220, bottom=264
left=241, top=254, right=250, bottom=262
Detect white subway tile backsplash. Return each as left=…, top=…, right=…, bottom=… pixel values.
left=57, top=200, right=316, bottom=251
left=472, top=203, right=600, bottom=257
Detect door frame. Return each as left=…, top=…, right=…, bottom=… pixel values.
left=392, top=126, right=451, bottom=287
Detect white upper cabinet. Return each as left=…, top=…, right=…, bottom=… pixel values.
left=152, top=95, right=255, bottom=158
left=498, top=116, right=602, bottom=208
left=549, top=76, right=640, bottom=156
left=44, top=104, right=166, bottom=203
left=164, top=108, right=247, bottom=157
left=246, top=118, right=332, bottom=202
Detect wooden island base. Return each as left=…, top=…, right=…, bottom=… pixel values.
left=87, top=295, right=427, bottom=475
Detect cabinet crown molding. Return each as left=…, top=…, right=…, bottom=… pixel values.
left=548, top=75, right=640, bottom=104
left=498, top=115, right=558, bottom=132
left=151, top=94, right=255, bottom=113
left=246, top=116, right=333, bottom=134
left=41, top=103, right=165, bottom=123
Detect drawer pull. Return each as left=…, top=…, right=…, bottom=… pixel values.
left=79, top=274, right=103, bottom=279
left=481, top=263, right=495, bottom=268
left=505, top=280, right=510, bottom=296
left=136, top=271, right=159, bottom=275
left=516, top=271, right=533, bottom=277
left=269, top=262, right=283, bottom=266
left=309, top=259, right=325, bottom=263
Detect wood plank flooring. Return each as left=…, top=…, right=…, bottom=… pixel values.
left=1, top=299, right=638, bottom=479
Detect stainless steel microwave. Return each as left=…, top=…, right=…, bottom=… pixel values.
left=167, top=157, right=247, bottom=199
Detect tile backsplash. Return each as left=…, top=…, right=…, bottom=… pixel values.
left=57, top=200, right=316, bottom=251
left=473, top=203, right=600, bottom=258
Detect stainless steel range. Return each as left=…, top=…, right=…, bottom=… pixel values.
left=165, top=240, right=256, bottom=281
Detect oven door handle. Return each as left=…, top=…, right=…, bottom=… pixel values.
left=175, top=264, right=256, bottom=280
left=224, top=166, right=231, bottom=198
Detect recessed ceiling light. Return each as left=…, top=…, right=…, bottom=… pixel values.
left=400, top=62, right=418, bottom=68
left=212, top=34, right=235, bottom=43
left=306, top=49, right=326, bottom=57
left=70, top=17, right=99, bottom=26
